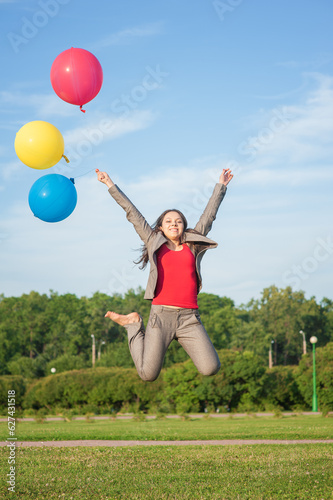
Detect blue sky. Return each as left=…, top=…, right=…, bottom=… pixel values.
left=0, top=0, right=333, bottom=306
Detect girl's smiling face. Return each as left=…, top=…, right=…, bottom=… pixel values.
left=159, top=211, right=185, bottom=242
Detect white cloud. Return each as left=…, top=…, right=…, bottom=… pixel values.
left=0, top=91, right=76, bottom=118
left=1, top=156, right=332, bottom=304
left=89, top=23, right=163, bottom=51
left=235, top=73, right=333, bottom=170
left=0, top=160, right=22, bottom=180
left=275, top=54, right=333, bottom=70
left=1, top=110, right=155, bottom=180
left=1, top=73, right=333, bottom=305
left=234, top=165, right=333, bottom=188
left=63, top=110, right=155, bottom=147
left=0, top=175, right=147, bottom=297
left=58, top=110, right=156, bottom=175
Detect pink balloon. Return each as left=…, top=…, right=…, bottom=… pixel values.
left=50, top=48, right=103, bottom=112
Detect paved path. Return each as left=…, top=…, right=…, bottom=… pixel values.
left=1, top=439, right=332, bottom=447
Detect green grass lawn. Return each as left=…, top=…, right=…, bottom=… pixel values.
left=0, top=414, right=332, bottom=442
left=0, top=444, right=332, bottom=499
left=1, top=416, right=332, bottom=499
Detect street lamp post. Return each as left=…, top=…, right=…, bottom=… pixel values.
left=299, top=330, right=306, bottom=355
left=91, top=334, right=96, bottom=368
left=98, top=341, right=106, bottom=361
left=269, top=340, right=274, bottom=369
left=309, top=336, right=318, bottom=412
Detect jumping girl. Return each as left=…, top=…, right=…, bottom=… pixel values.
left=96, top=167, right=233, bottom=381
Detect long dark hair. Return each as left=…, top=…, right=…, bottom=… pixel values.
left=134, top=208, right=200, bottom=270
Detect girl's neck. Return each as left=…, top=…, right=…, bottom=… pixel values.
left=165, top=240, right=183, bottom=251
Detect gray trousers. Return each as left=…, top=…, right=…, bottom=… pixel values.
left=124, top=304, right=221, bottom=382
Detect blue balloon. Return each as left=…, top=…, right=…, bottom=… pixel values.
left=28, top=174, right=77, bottom=223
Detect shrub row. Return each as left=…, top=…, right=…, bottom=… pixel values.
left=0, top=375, right=26, bottom=412
left=1, top=345, right=332, bottom=414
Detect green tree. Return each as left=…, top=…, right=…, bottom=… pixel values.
left=1, top=287, right=332, bottom=381
left=44, top=291, right=90, bottom=359
left=237, top=286, right=324, bottom=365
left=263, top=366, right=305, bottom=410
left=199, top=293, right=240, bottom=350
left=0, top=292, right=50, bottom=374
left=46, top=353, right=89, bottom=374
left=320, top=298, right=333, bottom=343
left=7, top=354, right=48, bottom=379
left=296, top=342, right=333, bottom=410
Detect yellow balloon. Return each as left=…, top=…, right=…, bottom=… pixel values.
left=15, top=121, right=66, bottom=170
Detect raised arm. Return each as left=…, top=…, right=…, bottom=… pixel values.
left=96, top=169, right=153, bottom=244
left=194, top=168, right=233, bottom=236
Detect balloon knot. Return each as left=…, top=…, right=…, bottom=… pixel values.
left=80, top=105, right=86, bottom=113
left=62, top=155, right=70, bottom=163
left=70, top=178, right=75, bottom=185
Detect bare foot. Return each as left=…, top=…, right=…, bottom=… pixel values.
left=105, top=311, right=140, bottom=326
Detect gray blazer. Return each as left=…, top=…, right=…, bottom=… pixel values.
left=108, top=183, right=227, bottom=300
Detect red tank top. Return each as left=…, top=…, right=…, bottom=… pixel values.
left=152, top=243, right=198, bottom=309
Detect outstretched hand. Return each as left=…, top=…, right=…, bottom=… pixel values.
left=219, top=168, right=233, bottom=186
left=96, top=169, right=114, bottom=188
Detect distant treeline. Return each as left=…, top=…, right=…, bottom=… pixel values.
left=1, top=285, right=332, bottom=413
left=0, top=285, right=332, bottom=380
